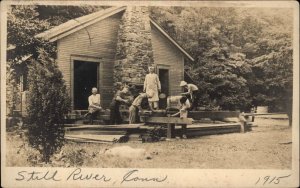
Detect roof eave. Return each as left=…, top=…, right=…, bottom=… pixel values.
left=35, top=6, right=127, bottom=42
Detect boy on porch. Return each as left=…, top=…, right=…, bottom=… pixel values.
left=128, top=91, right=154, bottom=124
left=170, top=96, right=191, bottom=139
left=84, top=87, right=102, bottom=124
left=143, top=66, right=161, bottom=110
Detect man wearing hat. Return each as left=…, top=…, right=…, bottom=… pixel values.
left=143, top=66, right=161, bottom=110
left=180, top=81, right=199, bottom=110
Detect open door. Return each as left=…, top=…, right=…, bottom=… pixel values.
left=73, top=60, right=99, bottom=110
left=158, top=68, right=169, bottom=109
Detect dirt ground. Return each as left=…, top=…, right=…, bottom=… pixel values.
left=6, top=118, right=292, bottom=169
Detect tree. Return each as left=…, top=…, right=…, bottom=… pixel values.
left=150, top=7, right=293, bottom=113
left=7, top=5, right=52, bottom=115
left=26, top=49, right=70, bottom=162
left=6, top=5, right=105, bottom=114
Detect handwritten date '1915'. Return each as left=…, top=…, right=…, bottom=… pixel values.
left=255, top=174, right=291, bottom=186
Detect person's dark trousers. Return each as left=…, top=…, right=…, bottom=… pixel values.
left=109, top=101, right=122, bottom=125
left=135, top=108, right=140, bottom=123
left=85, top=111, right=99, bottom=125
left=192, top=90, right=199, bottom=111
left=186, top=91, right=199, bottom=111
left=89, top=111, right=98, bottom=124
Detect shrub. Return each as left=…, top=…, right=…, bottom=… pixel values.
left=26, top=49, right=70, bottom=162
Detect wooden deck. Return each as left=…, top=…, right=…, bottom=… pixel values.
left=63, top=110, right=253, bottom=143
left=64, top=121, right=252, bottom=143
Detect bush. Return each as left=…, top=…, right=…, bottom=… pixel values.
left=26, top=49, right=70, bottom=162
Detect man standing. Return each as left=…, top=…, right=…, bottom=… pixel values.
left=84, top=87, right=102, bottom=124
left=144, top=66, right=161, bottom=110
left=180, top=81, right=199, bottom=110
left=109, top=85, right=130, bottom=125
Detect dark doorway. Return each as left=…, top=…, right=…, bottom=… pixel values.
left=158, top=69, right=169, bottom=109
left=74, top=60, right=98, bottom=110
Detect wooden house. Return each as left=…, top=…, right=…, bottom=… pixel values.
left=36, top=6, right=194, bottom=110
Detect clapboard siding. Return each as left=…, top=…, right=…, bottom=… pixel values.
left=57, top=13, right=122, bottom=108
left=56, top=11, right=186, bottom=109
left=151, top=26, right=184, bottom=96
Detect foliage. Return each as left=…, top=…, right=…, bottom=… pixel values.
left=7, top=5, right=105, bottom=66
left=26, top=50, right=71, bottom=162
left=7, top=5, right=50, bottom=114
left=7, top=5, right=293, bottom=114
left=6, top=5, right=105, bottom=114
left=150, top=7, right=293, bottom=112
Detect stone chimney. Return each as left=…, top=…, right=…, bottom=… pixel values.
left=114, top=6, right=154, bottom=86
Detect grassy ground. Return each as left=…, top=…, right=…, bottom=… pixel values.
left=6, top=118, right=292, bottom=169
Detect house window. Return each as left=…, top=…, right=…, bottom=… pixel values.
left=20, top=72, right=28, bottom=92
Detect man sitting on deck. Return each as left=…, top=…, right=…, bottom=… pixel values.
left=84, top=87, right=102, bottom=124
left=170, top=96, right=191, bottom=139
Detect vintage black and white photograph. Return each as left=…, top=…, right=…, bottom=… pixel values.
left=1, top=0, right=299, bottom=187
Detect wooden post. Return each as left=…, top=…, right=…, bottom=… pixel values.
left=167, top=123, right=171, bottom=138
left=171, top=124, right=175, bottom=138
left=167, top=124, right=175, bottom=139
left=166, top=114, right=172, bottom=139
left=239, top=112, right=246, bottom=133
left=181, top=124, right=187, bottom=137
left=251, top=108, right=256, bottom=122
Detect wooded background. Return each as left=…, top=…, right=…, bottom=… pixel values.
left=7, top=5, right=293, bottom=113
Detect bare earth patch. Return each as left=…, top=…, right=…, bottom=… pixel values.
left=6, top=118, right=292, bottom=169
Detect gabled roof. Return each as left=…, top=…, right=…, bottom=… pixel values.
left=35, top=6, right=126, bottom=42
left=35, top=6, right=194, bottom=62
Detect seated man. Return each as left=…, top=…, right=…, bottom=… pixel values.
left=170, top=96, right=191, bottom=119
left=170, top=96, right=191, bottom=139
left=84, top=87, right=102, bottom=124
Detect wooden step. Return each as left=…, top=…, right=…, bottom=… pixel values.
left=185, top=123, right=241, bottom=130
left=65, top=130, right=127, bottom=135
left=64, top=123, right=143, bottom=130
left=66, top=114, right=110, bottom=121
left=65, top=134, right=126, bottom=142
left=187, top=127, right=241, bottom=137
left=66, top=138, right=114, bottom=144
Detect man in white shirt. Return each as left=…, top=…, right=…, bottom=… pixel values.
left=143, top=66, right=161, bottom=110
left=84, top=87, right=102, bottom=124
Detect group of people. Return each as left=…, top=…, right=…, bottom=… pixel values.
left=84, top=66, right=199, bottom=124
